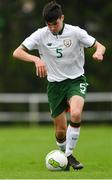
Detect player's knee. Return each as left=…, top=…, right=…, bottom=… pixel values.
left=71, top=110, right=81, bottom=122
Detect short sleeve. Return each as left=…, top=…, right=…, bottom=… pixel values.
left=22, top=29, right=41, bottom=50
left=77, top=27, right=96, bottom=48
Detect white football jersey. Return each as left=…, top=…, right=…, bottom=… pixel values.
left=22, top=24, right=95, bottom=82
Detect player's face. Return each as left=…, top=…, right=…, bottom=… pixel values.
left=47, top=15, right=64, bottom=34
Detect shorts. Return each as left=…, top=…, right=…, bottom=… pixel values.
left=47, top=75, right=88, bottom=118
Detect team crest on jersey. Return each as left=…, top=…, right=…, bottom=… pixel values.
left=63, top=39, right=72, bottom=47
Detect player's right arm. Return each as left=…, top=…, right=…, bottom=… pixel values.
left=13, top=45, right=47, bottom=78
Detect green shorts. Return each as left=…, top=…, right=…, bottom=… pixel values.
left=47, top=75, right=88, bottom=118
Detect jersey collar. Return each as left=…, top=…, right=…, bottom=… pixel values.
left=52, top=23, right=65, bottom=36
left=58, top=23, right=65, bottom=35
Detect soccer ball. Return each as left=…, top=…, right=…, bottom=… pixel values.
left=45, top=150, right=68, bottom=171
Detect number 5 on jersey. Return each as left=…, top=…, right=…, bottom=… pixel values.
left=56, top=48, right=63, bottom=58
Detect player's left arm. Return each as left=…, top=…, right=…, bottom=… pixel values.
left=92, top=41, right=106, bottom=62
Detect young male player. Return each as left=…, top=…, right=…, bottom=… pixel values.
left=13, top=1, right=106, bottom=171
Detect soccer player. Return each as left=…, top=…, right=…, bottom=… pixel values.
left=13, top=1, right=106, bottom=171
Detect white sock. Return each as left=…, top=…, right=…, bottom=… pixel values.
left=65, top=125, right=80, bottom=157
left=56, top=141, right=66, bottom=152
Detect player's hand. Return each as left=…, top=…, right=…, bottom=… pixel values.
left=92, top=52, right=103, bottom=62
left=35, top=58, right=47, bottom=78
left=92, top=41, right=106, bottom=62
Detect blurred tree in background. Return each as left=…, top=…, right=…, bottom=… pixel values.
left=0, top=0, right=111, bottom=93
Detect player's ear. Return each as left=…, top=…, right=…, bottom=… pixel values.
left=61, top=15, right=64, bottom=22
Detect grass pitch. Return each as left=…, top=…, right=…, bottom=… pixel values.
left=0, top=123, right=112, bottom=179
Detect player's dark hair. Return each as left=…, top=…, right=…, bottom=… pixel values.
left=42, top=1, right=63, bottom=23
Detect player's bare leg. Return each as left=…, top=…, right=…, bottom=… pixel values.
left=65, top=95, right=84, bottom=171
left=54, top=111, right=67, bottom=152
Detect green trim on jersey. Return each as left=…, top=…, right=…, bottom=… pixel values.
left=47, top=75, right=88, bottom=118
left=57, top=23, right=65, bottom=35
left=89, top=39, right=96, bottom=48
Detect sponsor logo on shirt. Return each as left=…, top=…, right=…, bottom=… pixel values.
left=47, top=43, right=52, bottom=46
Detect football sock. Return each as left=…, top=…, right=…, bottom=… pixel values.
left=56, top=141, right=66, bottom=152
left=65, top=122, right=80, bottom=157
left=56, top=136, right=66, bottom=152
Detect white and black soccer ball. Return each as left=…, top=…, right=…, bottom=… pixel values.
left=45, top=150, right=68, bottom=171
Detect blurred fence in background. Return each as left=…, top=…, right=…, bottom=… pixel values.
left=0, top=92, right=112, bottom=123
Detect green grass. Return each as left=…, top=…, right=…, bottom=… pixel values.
left=0, top=124, right=112, bottom=179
